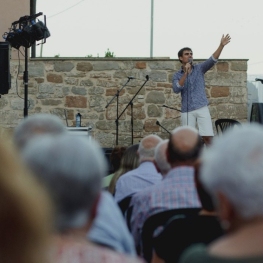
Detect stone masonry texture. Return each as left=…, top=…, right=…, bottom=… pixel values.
left=1, top=58, right=248, bottom=147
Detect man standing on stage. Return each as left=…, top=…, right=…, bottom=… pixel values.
left=172, top=34, right=231, bottom=145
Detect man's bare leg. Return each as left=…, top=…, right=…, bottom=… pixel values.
left=202, top=136, right=213, bottom=146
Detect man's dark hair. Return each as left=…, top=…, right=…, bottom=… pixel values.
left=178, top=47, right=192, bottom=63
left=167, top=134, right=203, bottom=163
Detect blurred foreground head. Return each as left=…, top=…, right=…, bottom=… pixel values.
left=201, top=123, right=263, bottom=222
left=0, top=135, right=52, bottom=263
left=22, top=134, right=107, bottom=233
left=13, top=113, right=67, bottom=150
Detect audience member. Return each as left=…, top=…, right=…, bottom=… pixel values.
left=109, top=144, right=139, bottom=195
left=153, top=139, right=171, bottom=176
left=180, top=123, right=263, bottom=263
left=130, top=127, right=202, bottom=254
left=151, top=159, right=223, bottom=263
left=13, top=113, right=67, bottom=150
left=114, top=135, right=163, bottom=202
left=13, top=113, right=137, bottom=256
left=103, top=146, right=127, bottom=189
left=21, top=135, right=144, bottom=263
left=0, top=135, right=52, bottom=263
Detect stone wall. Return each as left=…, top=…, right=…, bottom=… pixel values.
left=1, top=57, right=247, bottom=147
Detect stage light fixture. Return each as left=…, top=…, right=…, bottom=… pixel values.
left=3, top=12, right=50, bottom=49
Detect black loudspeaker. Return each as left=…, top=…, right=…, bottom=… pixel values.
left=250, top=103, right=263, bottom=124
left=0, top=42, right=11, bottom=95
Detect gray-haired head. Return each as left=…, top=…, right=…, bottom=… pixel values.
left=21, top=134, right=107, bottom=233
left=138, top=134, right=163, bottom=163
left=200, top=123, right=263, bottom=219
left=13, top=113, right=67, bottom=151
left=154, top=139, right=171, bottom=176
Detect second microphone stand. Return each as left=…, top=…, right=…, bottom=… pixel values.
left=105, top=77, right=132, bottom=145
left=117, top=75, right=149, bottom=145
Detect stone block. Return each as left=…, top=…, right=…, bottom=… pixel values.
left=148, top=71, right=167, bottom=82
left=54, top=62, right=74, bottom=72
left=148, top=61, right=175, bottom=70
left=211, top=86, right=230, bottom=97
left=80, top=79, right=94, bottom=86
left=76, top=62, right=93, bottom=71
left=65, top=96, right=87, bottom=108
left=28, top=62, right=44, bottom=77
left=41, top=99, right=62, bottom=106
left=216, top=62, right=229, bottom=72
left=231, top=61, right=247, bottom=71
left=135, top=62, right=146, bottom=69
left=106, top=88, right=125, bottom=96
left=148, top=104, right=162, bottom=117
left=47, top=73, right=63, bottom=83
left=146, top=91, right=165, bottom=104
left=93, top=62, right=120, bottom=71
left=72, top=86, right=87, bottom=95
left=144, top=119, right=159, bottom=132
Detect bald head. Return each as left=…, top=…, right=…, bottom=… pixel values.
left=138, top=134, right=163, bottom=163
left=167, top=126, right=203, bottom=166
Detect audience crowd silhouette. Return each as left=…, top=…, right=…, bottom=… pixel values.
left=1, top=113, right=263, bottom=263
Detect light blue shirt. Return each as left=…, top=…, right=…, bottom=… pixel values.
left=114, top=162, right=162, bottom=203
left=172, top=56, right=217, bottom=113
left=88, top=191, right=136, bottom=256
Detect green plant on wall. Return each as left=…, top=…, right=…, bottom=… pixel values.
left=54, top=54, right=60, bottom=58
left=104, top=48, right=115, bottom=57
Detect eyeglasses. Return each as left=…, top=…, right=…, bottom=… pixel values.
left=184, top=52, right=193, bottom=56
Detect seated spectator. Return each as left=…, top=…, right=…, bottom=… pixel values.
left=151, top=159, right=223, bottom=263
left=108, top=144, right=139, bottom=195
left=103, top=146, right=127, bottom=190
left=130, top=127, right=202, bottom=255
left=153, top=139, right=171, bottom=176
left=179, top=123, right=263, bottom=263
left=13, top=113, right=67, bottom=150
left=0, top=135, right=52, bottom=263
left=21, top=134, right=144, bottom=263
left=114, top=135, right=163, bottom=202
left=13, top=113, right=137, bottom=256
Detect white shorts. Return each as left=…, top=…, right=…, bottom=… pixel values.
left=181, top=106, right=214, bottom=136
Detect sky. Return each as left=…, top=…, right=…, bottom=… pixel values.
left=36, top=0, right=263, bottom=76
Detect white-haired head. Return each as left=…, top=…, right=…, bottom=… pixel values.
left=201, top=123, right=263, bottom=219
left=21, top=134, right=107, bottom=232
left=13, top=113, right=67, bottom=150
left=138, top=134, right=163, bottom=163
left=154, top=139, right=171, bottom=176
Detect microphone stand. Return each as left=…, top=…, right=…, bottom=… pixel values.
left=156, top=121, right=171, bottom=134
left=117, top=75, right=149, bottom=145
left=162, top=105, right=181, bottom=112
left=105, top=77, right=132, bottom=145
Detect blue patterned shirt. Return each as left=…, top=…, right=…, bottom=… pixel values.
left=172, top=56, right=217, bottom=113
left=114, top=162, right=162, bottom=203
left=130, top=166, right=201, bottom=251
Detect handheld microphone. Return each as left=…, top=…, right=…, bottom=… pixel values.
left=128, top=76, right=135, bottom=79
left=156, top=121, right=160, bottom=125
left=188, top=58, right=193, bottom=64
left=146, top=75, right=149, bottom=80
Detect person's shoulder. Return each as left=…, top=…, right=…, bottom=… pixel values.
left=87, top=243, right=145, bottom=263
left=118, top=168, right=139, bottom=181
left=179, top=243, right=209, bottom=263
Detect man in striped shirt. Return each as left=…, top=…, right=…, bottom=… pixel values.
left=129, top=126, right=203, bottom=253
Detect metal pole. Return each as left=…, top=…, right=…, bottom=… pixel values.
left=150, top=0, right=154, bottom=58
